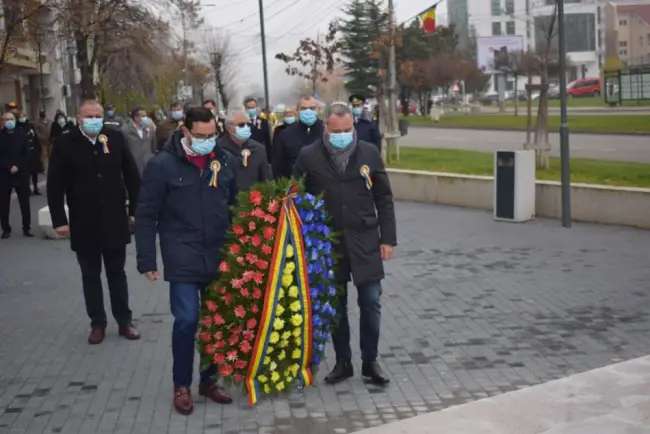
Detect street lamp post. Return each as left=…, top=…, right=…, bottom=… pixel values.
left=557, top=0, right=571, bottom=228
left=257, top=0, right=272, bottom=140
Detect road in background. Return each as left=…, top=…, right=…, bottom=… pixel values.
left=401, top=127, right=650, bottom=163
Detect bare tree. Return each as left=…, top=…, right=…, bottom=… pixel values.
left=202, top=28, right=236, bottom=111
left=170, top=0, right=203, bottom=102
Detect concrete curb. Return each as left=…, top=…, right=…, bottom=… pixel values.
left=406, top=123, right=650, bottom=136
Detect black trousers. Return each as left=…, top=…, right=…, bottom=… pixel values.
left=31, top=173, right=39, bottom=192
left=76, top=246, right=133, bottom=329
left=0, top=180, right=31, bottom=234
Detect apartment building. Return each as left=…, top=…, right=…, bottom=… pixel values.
left=0, top=1, right=71, bottom=119
left=604, top=1, right=650, bottom=67
left=448, top=0, right=606, bottom=93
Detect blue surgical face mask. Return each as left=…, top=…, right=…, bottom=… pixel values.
left=351, top=107, right=363, bottom=117
left=246, top=108, right=257, bottom=118
left=235, top=125, right=252, bottom=141
left=5, top=120, right=16, bottom=130
left=107, top=110, right=115, bottom=117
left=329, top=131, right=354, bottom=149
left=190, top=137, right=216, bottom=155
left=57, top=118, right=66, bottom=127
left=299, top=109, right=317, bottom=126
left=284, top=116, right=296, bottom=125
left=140, top=116, right=152, bottom=126
left=82, top=118, right=103, bottom=135
left=171, top=110, right=183, bottom=121
left=18, top=117, right=27, bottom=123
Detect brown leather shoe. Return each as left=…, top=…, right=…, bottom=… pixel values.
left=173, top=387, right=193, bottom=415
left=198, top=383, right=233, bottom=404
left=118, top=324, right=140, bottom=340
left=88, top=328, right=105, bottom=345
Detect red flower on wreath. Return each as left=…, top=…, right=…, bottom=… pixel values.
left=239, top=340, right=252, bottom=354
left=262, top=227, right=275, bottom=240
left=205, top=300, right=218, bottom=312
left=204, top=344, right=216, bottom=355
left=251, top=235, right=262, bottom=247
left=229, top=333, right=240, bottom=346
left=222, top=293, right=233, bottom=304
left=236, top=257, right=245, bottom=265
left=201, top=315, right=212, bottom=327
left=215, top=340, right=226, bottom=349
left=253, top=288, right=263, bottom=300
left=255, top=259, right=269, bottom=270
left=199, top=331, right=211, bottom=343
left=231, top=278, right=244, bottom=288
left=251, top=207, right=265, bottom=218
left=246, top=318, right=257, bottom=329
left=267, top=199, right=279, bottom=214
left=214, top=331, right=223, bottom=340
left=226, top=349, right=238, bottom=361
left=234, top=359, right=248, bottom=370
left=213, top=352, right=225, bottom=364
left=249, top=190, right=263, bottom=206
left=220, top=364, right=233, bottom=377
left=252, top=272, right=264, bottom=284
left=234, top=305, right=246, bottom=318
left=261, top=244, right=273, bottom=255
left=263, top=214, right=277, bottom=224
left=234, top=374, right=244, bottom=383
left=218, top=261, right=230, bottom=273
left=213, top=313, right=225, bottom=325
left=238, top=211, right=248, bottom=218
left=248, top=221, right=256, bottom=232
left=243, top=330, right=255, bottom=341
left=240, top=287, right=250, bottom=297
left=246, top=253, right=258, bottom=263
left=233, top=224, right=245, bottom=235
left=229, top=244, right=241, bottom=255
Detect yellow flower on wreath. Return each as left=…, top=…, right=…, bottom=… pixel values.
left=281, top=273, right=293, bottom=288
left=270, top=361, right=278, bottom=372
left=290, top=364, right=299, bottom=376
left=271, top=371, right=280, bottom=382
left=292, top=327, right=301, bottom=337
left=269, top=331, right=280, bottom=344
left=291, top=314, right=303, bottom=327
left=279, top=288, right=286, bottom=299
left=278, top=350, right=286, bottom=360
left=282, top=331, right=291, bottom=340
left=276, top=304, right=285, bottom=315
left=284, top=261, right=296, bottom=274
left=273, top=318, right=285, bottom=331
left=279, top=339, right=289, bottom=348
left=258, top=374, right=268, bottom=383
left=290, top=300, right=301, bottom=312
left=276, top=382, right=286, bottom=391
left=264, top=384, right=271, bottom=393
left=292, top=349, right=301, bottom=360
left=288, top=286, right=299, bottom=298
left=286, top=244, right=294, bottom=258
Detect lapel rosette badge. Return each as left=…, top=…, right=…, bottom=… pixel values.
left=98, top=134, right=109, bottom=154
left=198, top=180, right=342, bottom=406
left=256, top=118, right=262, bottom=129
left=360, top=165, right=373, bottom=190
left=209, top=160, right=221, bottom=187
left=241, top=149, right=251, bottom=167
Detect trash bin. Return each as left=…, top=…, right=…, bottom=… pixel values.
left=398, top=119, right=409, bottom=136
left=493, top=150, right=535, bottom=222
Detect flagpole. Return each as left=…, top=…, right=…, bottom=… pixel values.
left=257, top=0, right=272, bottom=142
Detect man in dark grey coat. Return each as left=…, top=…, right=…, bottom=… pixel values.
left=217, top=109, right=271, bottom=190
left=293, top=102, right=397, bottom=386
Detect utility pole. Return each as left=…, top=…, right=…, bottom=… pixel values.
left=525, top=0, right=533, bottom=146
left=557, top=0, right=571, bottom=228
left=257, top=0, right=272, bottom=140
left=311, top=30, right=320, bottom=97
left=386, top=0, right=399, bottom=161
left=36, top=35, right=46, bottom=111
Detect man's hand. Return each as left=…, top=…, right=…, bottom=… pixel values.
left=144, top=271, right=160, bottom=281
left=10, top=166, right=18, bottom=174
left=54, top=225, right=70, bottom=237
left=380, top=244, right=393, bottom=261
left=129, top=216, right=135, bottom=231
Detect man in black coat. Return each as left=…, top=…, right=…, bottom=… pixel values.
left=0, top=111, right=32, bottom=238
left=244, top=97, right=272, bottom=163
left=103, top=104, right=125, bottom=130
left=349, top=94, right=382, bottom=153
left=272, top=95, right=323, bottom=179
left=218, top=109, right=271, bottom=190
left=17, top=111, right=43, bottom=195
left=135, top=107, right=237, bottom=415
left=47, top=100, right=142, bottom=345
left=293, top=102, right=397, bottom=386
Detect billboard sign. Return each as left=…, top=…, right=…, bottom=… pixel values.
left=476, top=36, right=524, bottom=73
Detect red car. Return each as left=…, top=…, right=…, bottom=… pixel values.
left=566, top=78, right=601, bottom=97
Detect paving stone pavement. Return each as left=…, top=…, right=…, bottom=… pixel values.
left=1, top=193, right=650, bottom=434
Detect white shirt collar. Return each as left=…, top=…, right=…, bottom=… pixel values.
left=80, top=128, right=98, bottom=145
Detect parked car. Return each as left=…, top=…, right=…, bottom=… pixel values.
left=566, top=78, right=601, bottom=98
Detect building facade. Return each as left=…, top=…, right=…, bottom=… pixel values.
left=604, top=1, right=650, bottom=67
left=448, top=0, right=606, bottom=93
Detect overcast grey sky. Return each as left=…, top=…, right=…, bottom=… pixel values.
left=197, top=0, right=447, bottom=105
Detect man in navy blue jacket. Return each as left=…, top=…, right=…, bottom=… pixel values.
left=349, top=94, right=382, bottom=153
left=135, top=107, right=238, bottom=415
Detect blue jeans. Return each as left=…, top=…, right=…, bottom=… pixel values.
left=169, top=282, right=217, bottom=388
left=331, top=281, right=382, bottom=363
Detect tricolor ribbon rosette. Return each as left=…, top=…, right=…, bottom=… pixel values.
left=209, top=160, right=221, bottom=188
left=98, top=134, right=109, bottom=154
left=359, top=164, right=373, bottom=190
left=241, top=149, right=251, bottom=167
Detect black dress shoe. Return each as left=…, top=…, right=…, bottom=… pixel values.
left=324, top=360, right=354, bottom=384
left=1, top=232, right=9, bottom=239
left=362, top=361, right=390, bottom=385
left=23, top=231, right=34, bottom=238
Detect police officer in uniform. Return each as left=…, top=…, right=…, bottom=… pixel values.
left=103, top=104, right=125, bottom=130
left=244, top=97, right=271, bottom=163
left=349, top=94, right=381, bottom=153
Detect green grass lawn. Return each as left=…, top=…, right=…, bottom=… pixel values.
left=387, top=147, right=650, bottom=188
left=504, top=96, right=650, bottom=108
left=403, top=114, right=650, bottom=134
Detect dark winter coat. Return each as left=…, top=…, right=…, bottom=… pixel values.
left=49, top=119, right=73, bottom=142
left=135, top=130, right=239, bottom=283
left=218, top=134, right=271, bottom=191
left=354, top=116, right=382, bottom=153
left=272, top=120, right=324, bottom=179
left=103, top=114, right=125, bottom=131
left=0, top=129, right=30, bottom=185
left=272, top=123, right=289, bottom=143
left=250, top=116, right=272, bottom=163
left=293, top=139, right=397, bottom=286
left=47, top=127, right=141, bottom=253
left=18, top=121, right=43, bottom=174
left=155, top=118, right=182, bottom=152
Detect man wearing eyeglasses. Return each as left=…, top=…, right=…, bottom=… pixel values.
left=135, top=106, right=238, bottom=415
left=218, top=109, right=271, bottom=190
left=272, top=95, right=323, bottom=179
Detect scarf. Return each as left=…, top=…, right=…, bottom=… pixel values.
left=323, top=131, right=358, bottom=174
left=180, top=136, right=199, bottom=156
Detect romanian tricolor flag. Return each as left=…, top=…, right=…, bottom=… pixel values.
left=419, top=5, right=437, bottom=33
